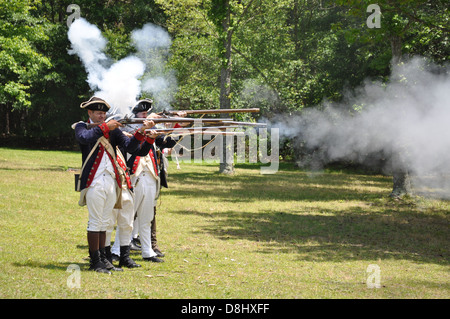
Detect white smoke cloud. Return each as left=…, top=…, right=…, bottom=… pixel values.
left=131, top=23, right=172, bottom=51
left=269, top=57, right=450, bottom=197
left=94, top=56, right=145, bottom=115
left=67, top=18, right=175, bottom=115
left=67, top=18, right=108, bottom=90
left=131, top=23, right=177, bottom=110
left=240, top=79, right=280, bottom=108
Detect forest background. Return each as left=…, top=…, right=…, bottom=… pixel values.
left=0, top=0, right=448, bottom=168
left=1, top=1, right=449, bottom=300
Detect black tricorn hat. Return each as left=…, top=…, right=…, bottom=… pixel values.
left=80, top=96, right=111, bottom=112
left=132, top=98, right=153, bottom=114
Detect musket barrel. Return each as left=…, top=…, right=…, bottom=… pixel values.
left=220, top=121, right=267, bottom=127
left=145, top=126, right=245, bottom=136
left=184, top=108, right=260, bottom=114
left=120, top=117, right=233, bottom=124
left=145, top=126, right=241, bottom=132
left=160, top=108, right=260, bottom=115
left=86, top=116, right=266, bottom=128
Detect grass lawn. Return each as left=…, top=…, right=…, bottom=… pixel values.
left=0, top=147, right=449, bottom=299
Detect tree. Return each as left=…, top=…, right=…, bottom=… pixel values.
left=155, top=0, right=220, bottom=109
left=156, top=0, right=258, bottom=174
left=0, top=0, right=52, bottom=135
left=209, top=0, right=235, bottom=174
left=336, top=0, right=450, bottom=197
left=4, top=0, right=168, bottom=141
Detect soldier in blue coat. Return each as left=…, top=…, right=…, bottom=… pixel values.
left=113, top=99, right=179, bottom=262
left=74, top=96, right=154, bottom=274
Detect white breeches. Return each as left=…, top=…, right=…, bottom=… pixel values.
left=86, top=174, right=116, bottom=232
left=106, top=188, right=134, bottom=247
left=134, top=172, right=158, bottom=258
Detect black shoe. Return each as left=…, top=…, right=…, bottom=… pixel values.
left=111, top=253, right=120, bottom=262
left=143, top=256, right=164, bottom=263
left=153, top=248, right=165, bottom=258
left=119, top=245, right=142, bottom=268
left=89, top=250, right=111, bottom=274
left=101, top=247, right=123, bottom=272
left=90, top=264, right=112, bottom=274
left=130, top=239, right=141, bottom=251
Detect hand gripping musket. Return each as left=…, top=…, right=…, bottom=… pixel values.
left=158, top=108, right=260, bottom=116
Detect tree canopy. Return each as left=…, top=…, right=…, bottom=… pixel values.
left=1, top=0, right=448, bottom=153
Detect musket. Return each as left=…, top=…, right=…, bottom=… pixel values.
left=118, top=116, right=266, bottom=127
left=86, top=115, right=266, bottom=129
left=219, top=121, right=266, bottom=127
left=86, top=116, right=233, bottom=129
left=158, top=108, right=260, bottom=116
left=145, top=126, right=245, bottom=136
left=119, top=117, right=234, bottom=125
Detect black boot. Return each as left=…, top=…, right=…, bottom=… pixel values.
left=101, top=247, right=123, bottom=272
left=119, top=245, right=141, bottom=268
left=89, top=250, right=111, bottom=274
left=130, top=238, right=141, bottom=251
left=143, top=256, right=164, bottom=263
left=151, top=212, right=164, bottom=257
left=105, top=246, right=122, bottom=264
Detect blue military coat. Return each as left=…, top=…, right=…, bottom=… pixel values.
left=75, top=121, right=151, bottom=192
left=127, top=134, right=177, bottom=189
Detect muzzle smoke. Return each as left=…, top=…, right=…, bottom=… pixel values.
left=67, top=18, right=175, bottom=115
left=269, top=57, right=450, bottom=197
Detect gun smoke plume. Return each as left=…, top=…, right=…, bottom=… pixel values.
left=131, top=23, right=177, bottom=111
left=269, top=57, right=450, bottom=198
left=67, top=18, right=176, bottom=115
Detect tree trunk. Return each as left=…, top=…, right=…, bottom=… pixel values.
left=218, top=1, right=235, bottom=174
left=4, top=104, right=11, bottom=136
left=389, top=34, right=412, bottom=197
left=390, top=150, right=413, bottom=198
left=390, top=35, right=402, bottom=64
left=391, top=169, right=412, bottom=198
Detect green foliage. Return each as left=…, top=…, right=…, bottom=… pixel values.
left=208, top=0, right=229, bottom=30
left=0, top=0, right=447, bottom=144
left=156, top=0, right=221, bottom=109
left=335, top=0, right=449, bottom=63
left=0, top=0, right=52, bottom=110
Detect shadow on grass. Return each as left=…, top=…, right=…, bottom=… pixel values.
left=12, top=260, right=89, bottom=271
left=168, top=168, right=449, bottom=265
left=0, top=166, right=70, bottom=172
left=166, top=169, right=391, bottom=203
left=173, top=207, right=449, bottom=265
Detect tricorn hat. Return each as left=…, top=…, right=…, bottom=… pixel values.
left=80, top=96, right=111, bottom=112
left=132, top=98, right=153, bottom=114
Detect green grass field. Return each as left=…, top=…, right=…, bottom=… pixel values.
left=0, top=147, right=449, bottom=299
